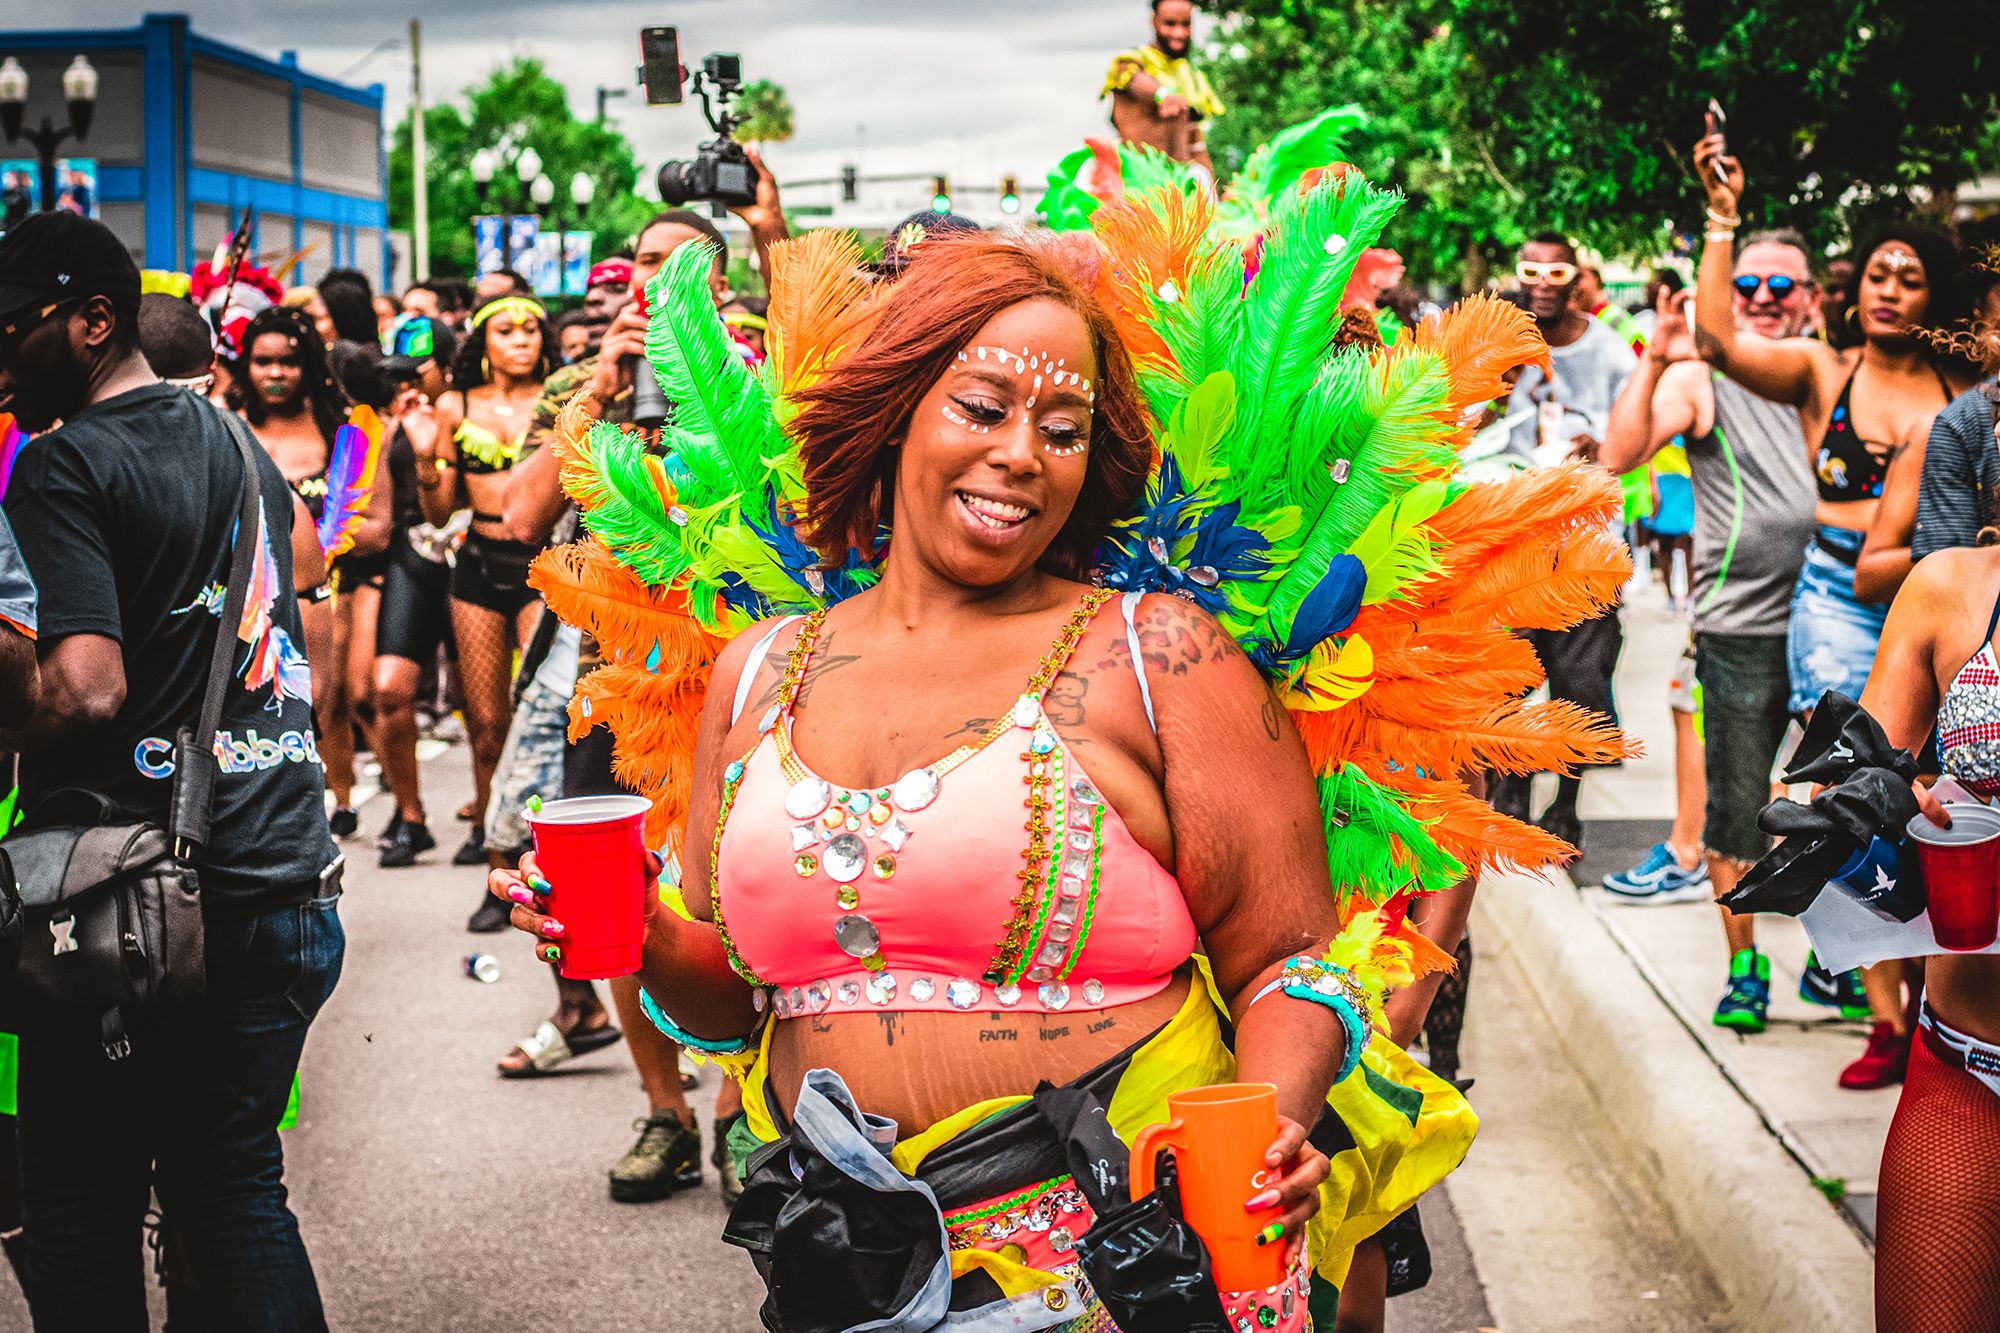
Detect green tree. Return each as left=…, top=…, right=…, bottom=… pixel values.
left=1204, top=0, right=2000, bottom=286
left=734, top=79, right=796, bottom=147
left=389, top=58, right=657, bottom=280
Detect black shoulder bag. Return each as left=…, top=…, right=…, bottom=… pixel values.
left=0, top=411, right=265, bottom=1059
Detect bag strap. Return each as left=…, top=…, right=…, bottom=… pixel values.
left=168, top=410, right=265, bottom=860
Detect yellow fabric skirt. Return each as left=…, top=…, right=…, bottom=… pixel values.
left=712, top=959, right=1477, bottom=1295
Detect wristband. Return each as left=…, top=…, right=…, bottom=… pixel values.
left=1704, top=230, right=1738, bottom=245
left=638, top=987, right=756, bottom=1055
left=1246, top=955, right=1372, bottom=1084
left=1704, top=207, right=1740, bottom=228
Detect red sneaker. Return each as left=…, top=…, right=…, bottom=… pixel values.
left=1838, top=1022, right=1911, bottom=1090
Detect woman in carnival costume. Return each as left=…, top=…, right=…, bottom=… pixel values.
left=490, top=176, right=1628, bottom=1328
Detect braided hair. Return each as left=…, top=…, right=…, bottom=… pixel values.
left=235, top=305, right=347, bottom=445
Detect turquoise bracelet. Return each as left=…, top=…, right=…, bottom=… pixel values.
left=1249, top=955, right=1371, bottom=1084
left=638, top=986, right=755, bottom=1055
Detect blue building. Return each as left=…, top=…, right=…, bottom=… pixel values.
left=0, top=12, right=388, bottom=287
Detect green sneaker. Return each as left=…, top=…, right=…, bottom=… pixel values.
left=609, top=1112, right=702, bottom=1203
left=1713, top=949, right=1771, bottom=1033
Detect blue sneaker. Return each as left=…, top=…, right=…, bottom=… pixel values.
left=1798, top=952, right=1872, bottom=1022
left=1714, top=949, right=1771, bottom=1033
left=1602, top=842, right=1710, bottom=902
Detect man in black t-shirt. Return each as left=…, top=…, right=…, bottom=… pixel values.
left=0, top=211, right=340, bottom=1329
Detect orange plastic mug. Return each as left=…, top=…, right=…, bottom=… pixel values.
left=1129, top=1082, right=1286, bottom=1291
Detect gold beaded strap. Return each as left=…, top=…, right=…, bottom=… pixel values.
left=983, top=588, right=1114, bottom=984
left=774, top=589, right=1115, bottom=789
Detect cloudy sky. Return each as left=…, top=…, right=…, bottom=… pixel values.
left=52, top=0, right=1209, bottom=202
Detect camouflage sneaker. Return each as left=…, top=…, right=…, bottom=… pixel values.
left=609, top=1113, right=701, bottom=1203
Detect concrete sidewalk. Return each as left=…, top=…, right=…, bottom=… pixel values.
left=1474, top=576, right=1879, bottom=1330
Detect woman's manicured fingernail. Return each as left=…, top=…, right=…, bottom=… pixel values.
left=540, top=944, right=562, bottom=963
left=539, top=919, right=565, bottom=939
left=507, top=886, right=534, bottom=906
left=1244, top=1189, right=1281, bottom=1212
left=1254, top=1222, right=1284, bottom=1247
left=528, top=874, right=553, bottom=895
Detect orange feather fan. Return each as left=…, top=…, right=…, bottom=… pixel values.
left=764, top=229, right=884, bottom=397
left=528, top=539, right=724, bottom=854
left=1089, top=186, right=1221, bottom=372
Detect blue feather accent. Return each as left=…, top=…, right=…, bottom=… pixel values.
left=1243, top=553, right=1365, bottom=671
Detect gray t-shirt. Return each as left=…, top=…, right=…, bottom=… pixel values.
left=1912, top=381, right=2000, bottom=560
left=1686, top=372, right=1814, bottom=637
left=1505, top=315, right=1638, bottom=463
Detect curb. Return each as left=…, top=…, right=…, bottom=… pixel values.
left=1473, top=870, right=1873, bottom=1332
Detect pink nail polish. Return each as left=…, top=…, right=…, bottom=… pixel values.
left=540, top=920, right=565, bottom=939
left=1244, top=1188, right=1280, bottom=1212
left=508, top=887, right=533, bottom=906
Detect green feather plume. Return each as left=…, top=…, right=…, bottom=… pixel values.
left=1320, top=764, right=1464, bottom=903
left=642, top=243, right=783, bottom=495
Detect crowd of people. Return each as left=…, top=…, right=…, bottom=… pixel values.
left=0, top=1, right=1993, bottom=1329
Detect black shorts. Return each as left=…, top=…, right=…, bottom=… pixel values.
left=449, top=532, right=541, bottom=617
left=377, top=549, right=453, bottom=665
left=329, top=549, right=390, bottom=596
left=1528, top=605, right=1624, bottom=760
left=1693, top=631, right=1790, bottom=863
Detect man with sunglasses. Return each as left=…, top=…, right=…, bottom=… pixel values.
left=0, top=211, right=341, bottom=1329
left=1598, top=231, right=1818, bottom=1034
left=1494, top=233, right=1640, bottom=855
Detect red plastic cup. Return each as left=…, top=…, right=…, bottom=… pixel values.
left=526, top=795, right=652, bottom=979
left=1906, top=803, right=2000, bottom=952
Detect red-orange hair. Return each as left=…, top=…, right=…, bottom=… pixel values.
left=788, top=232, right=1151, bottom=579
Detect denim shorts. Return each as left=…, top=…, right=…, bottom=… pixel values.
left=483, top=667, right=572, bottom=855
left=1695, top=632, right=1792, bottom=863
left=1786, top=527, right=1887, bottom=715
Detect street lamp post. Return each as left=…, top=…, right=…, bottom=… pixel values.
left=470, top=141, right=544, bottom=271
left=0, top=55, right=99, bottom=217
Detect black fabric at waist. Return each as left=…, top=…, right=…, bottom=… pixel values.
left=1813, top=524, right=1864, bottom=567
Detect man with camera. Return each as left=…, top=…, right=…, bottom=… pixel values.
left=483, top=172, right=786, bottom=1206
left=0, top=212, right=341, bottom=1329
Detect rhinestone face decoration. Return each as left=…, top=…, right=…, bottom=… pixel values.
left=892, top=768, right=941, bottom=813
left=823, top=833, right=868, bottom=883
left=946, top=978, right=980, bottom=1010
left=832, top=913, right=881, bottom=959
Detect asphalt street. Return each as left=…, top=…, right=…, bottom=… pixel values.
left=0, top=740, right=1494, bottom=1331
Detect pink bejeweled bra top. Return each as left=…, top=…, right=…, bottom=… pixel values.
left=708, top=589, right=1197, bottom=1018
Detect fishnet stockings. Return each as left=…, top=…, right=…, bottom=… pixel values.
left=1876, top=1030, right=2000, bottom=1331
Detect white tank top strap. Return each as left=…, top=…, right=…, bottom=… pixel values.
left=732, top=615, right=802, bottom=726
left=1120, top=591, right=1157, bottom=733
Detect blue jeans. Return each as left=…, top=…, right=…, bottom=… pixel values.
left=1786, top=526, right=1887, bottom=715
left=16, top=887, right=345, bottom=1332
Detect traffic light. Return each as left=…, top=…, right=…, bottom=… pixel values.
left=841, top=164, right=858, bottom=204
left=930, top=175, right=951, bottom=214
left=999, top=174, right=1021, bottom=215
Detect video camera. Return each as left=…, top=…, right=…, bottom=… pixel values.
left=639, top=28, right=758, bottom=212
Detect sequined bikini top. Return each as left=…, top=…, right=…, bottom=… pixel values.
left=455, top=417, right=524, bottom=475
left=709, top=589, right=1197, bottom=1018
left=1937, top=592, right=2000, bottom=799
